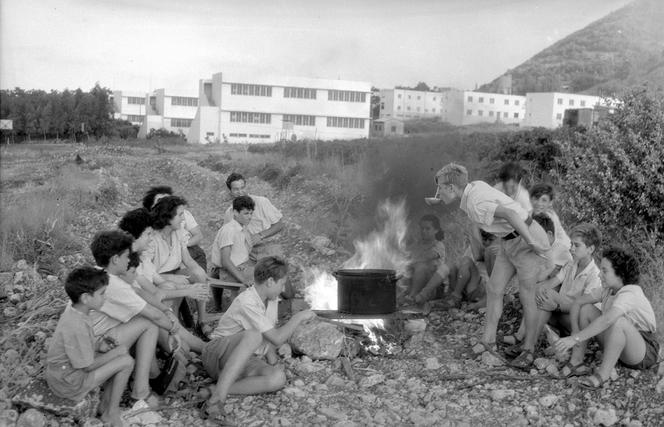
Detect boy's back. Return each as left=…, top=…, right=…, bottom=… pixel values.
left=46, top=304, right=97, bottom=400
left=211, top=220, right=252, bottom=268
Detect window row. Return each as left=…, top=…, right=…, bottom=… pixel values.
left=229, top=133, right=270, bottom=139
left=171, top=96, right=198, bottom=107
left=466, top=110, right=519, bottom=118
left=127, top=97, right=144, bottom=105
left=397, top=94, right=437, bottom=101
left=126, top=115, right=144, bottom=122
left=396, top=106, right=436, bottom=113
left=283, top=114, right=316, bottom=126
left=326, top=116, right=365, bottom=128
left=557, top=98, right=587, bottom=107
left=231, top=83, right=273, bottom=97
left=328, top=90, right=366, bottom=103
left=467, top=96, right=520, bottom=106
left=284, top=87, right=317, bottom=99
left=171, top=118, right=193, bottom=127
left=230, top=111, right=272, bottom=124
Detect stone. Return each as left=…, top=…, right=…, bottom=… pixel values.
left=289, top=320, right=344, bottom=360
left=359, top=374, right=385, bottom=388
left=325, top=374, right=346, bottom=388
left=533, top=358, right=555, bottom=371
left=46, top=275, right=59, bottom=283
left=0, top=409, right=19, bottom=425
left=627, top=420, right=643, bottom=427
left=282, top=387, right=307, bottom=399
left=539, top=394, right=558, bottom=408
left=15, top=260, right=28, bottom=270
left=4, top=349, right=20, bottom=363
left=13, top=271, right=24, bottom=285
left=656, top=377, right=664, bottom=394
left=124, top=400, right=162, bottom=425
left=16, top=408, right=46, bottom=427
left=481, top=351, right=505, bottom=367
left=9, top=294, right=22, bottom=305
left=81, top=420, right=104, bottom=427
left=424, top=357, right=440, bottom=370
left=3, top=307, right=18, bottom=318
left=471, top=343, right=485, bottom=354
left=524, top=404, right=538, bottom=418
left=593, top=408, right=618, bottom=426
left=11, top=378, right=99, bottom=422
left=490, top=389, right=515, bottom=401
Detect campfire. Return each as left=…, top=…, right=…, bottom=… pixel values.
left=302, top=200, right=418, bottom=356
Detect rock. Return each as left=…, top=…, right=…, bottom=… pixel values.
left=13, top=272, right=24, bottom=285
left=404, top=319, right=427, bottom=334
left=278, top=343, right=292, bottom=358
left=539, top=394, right=558, bottom=408
left=424, top=357, right=440, bottom=370
left=533, top=358, right=555, bottom=371
left=4, top=349, right=20, bottom=363
left=294, top=361, right=325, bottom=375
left=124, top=400, right=162, bottom=425
left=656, top=377, right=664, bottom=394
left=481, top=351, right=505, bottom=367
left=359, top=374, right=385, bottom=388
left=282, top=387, right=307, bottom=399
left=46, top=275, right=59, bottom=283
left=490, top=389, right=515, bottom=401
left=15, top=260, right=28, bottom=270
left=545, top=364, right=559, bottom=377
left=471, top=343, right=485, bottom=354
left=627, top=420, right=643, bottom=427
left=17, top=408, right=46, bottom=427
left=593, top=408, right=618, bottom=426
left=11, top=378, right=99, bottom=422
left=81, top=420, right=104, bottom=427
left=3, top=307, right=18, bottom=318
left=9, top=294, right=22, bottom=304
left=0, top=409, right=19, bottom=425
left=289, top=320, right=344, bottom=360
left=319, top=406, right=346, bottom=420
left=524, top=404, right=538, bottom=418
left=325, top=374, right=346, bottom=388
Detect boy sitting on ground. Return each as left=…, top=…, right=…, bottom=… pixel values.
left=529, top=183, right=570, bottom=250
left=46, top=266, right=134, bottom=427
left=201, top=256, right=316, bottom=422
left=554, top=247, right=660, bottom=387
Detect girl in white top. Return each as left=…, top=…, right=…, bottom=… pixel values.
left=555, top=247, right=659, bottom=388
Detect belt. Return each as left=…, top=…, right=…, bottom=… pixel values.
left=502, top=216, right=533, bottom=240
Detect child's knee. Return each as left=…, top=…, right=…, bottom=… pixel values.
left=119, top=354, right=135, bottom=370
left=266, top=366, right=286, bottom=391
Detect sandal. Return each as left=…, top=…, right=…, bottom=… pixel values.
left=509, top=349, right=535, bottom=370
left=200, top=399, right=234, bottom=425
left=502, top=334, right=521, bottom=346
left=579, top=372, right=606, bottom=389
left=477, top=341, right=506, bottom=362
left=560, top=362, right=592, bottom=378
left=504, top=342, right=523, bottom=359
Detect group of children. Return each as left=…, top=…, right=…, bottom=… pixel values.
left=45, top=174, right=312, bottom=425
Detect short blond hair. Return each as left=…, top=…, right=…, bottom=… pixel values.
left=435, top=163, right=468, bottom=188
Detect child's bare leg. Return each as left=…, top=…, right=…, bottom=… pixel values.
left=595, top=317, right=647, bottom=380
left=113, top=319, right=160, bottom=400
left=517, top=270, right=542, bottom=353
left=415, top=264, right=448, bottom=304
left=91, top=354, right=134, bottom=427
left=408, top=262, right=434, bottom=298
left=228, top=362, right=286, bottom=395
left=569, top=304, right=601, bottom=366
left=211, top=330, right=262, bottom=406
left=483, top=259, right=514, bottom=345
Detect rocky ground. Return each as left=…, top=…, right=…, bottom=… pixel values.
left=1, top=143, right=664, bottom=427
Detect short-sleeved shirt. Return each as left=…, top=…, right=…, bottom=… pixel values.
left=211, top=219, right=251, bottom=268
left=46, top=304, right=97, bottom=400
left=91, top=274, right=147, bottom=336
left=180, top=209, right=198, bottom=243
left=210, top=286, right=278, bottom=356
left=494, top=182, right=532, bottom=212
left=460, top=181, right=529, bottom=237
left=146, top=228, right=187, bottom=273
left=601, top=285, right=657, bottom=333
left=557, top=259, right=601, bottom=299
left=224, top=195, right=283, bottom=235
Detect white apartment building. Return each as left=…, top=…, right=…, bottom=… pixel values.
left=378, top=89, right=442, bottom=120
left=441, top=90, right=526, bottom=126
left=138, top=89, right=198, bottom=138
left=188, top=72, right=371, bottom=144
left=112, top=90, right=149, bottom=125
left=522, top=92, right=604, bottom=128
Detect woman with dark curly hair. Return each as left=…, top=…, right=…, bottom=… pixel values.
left=555, top=246, right=659, bottom=388
left=145, top=195, right=210, bottom=338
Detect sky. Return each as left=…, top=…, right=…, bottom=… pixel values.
left=1, top=0, right=632, bottom=95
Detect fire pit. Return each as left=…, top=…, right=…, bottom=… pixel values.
left=334, top=269, right=397, bottom=315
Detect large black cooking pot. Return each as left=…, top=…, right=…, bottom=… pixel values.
left=334, top=269, right=397, bottom=315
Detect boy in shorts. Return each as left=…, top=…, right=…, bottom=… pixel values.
left=200, top=256, right=316, bottom=422
left=46, top=267, right=134, bottom=427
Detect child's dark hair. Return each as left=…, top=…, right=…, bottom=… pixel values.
left=233, top=195, right=255, bottom=212
left=498, top=161, right=524, bottom=183
left=128, top=251, right=141, bottom=269
left=570, top=223, right=602, bottom=250
left=226, top=172, right=245, bottom=190
left=532, top=213, right=555, bottom=235
left=254, top=256, right=288, bottom=284
left=118, top=208, right=154, bottom=239
left=65, top=266, right=109, bottom=304
left=602, top=247, right=639, bottom=285
left=420, top=214, right=444, bottom=241
left=529, top=183, right=555, bottom=200
left=142, top=186, right=173, bottom=209
left=152, top=195, right=187, bottom=230
left=90, top=230, right=134, bottom=267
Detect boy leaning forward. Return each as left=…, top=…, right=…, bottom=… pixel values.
left=432, top=163, right=551, bottom=368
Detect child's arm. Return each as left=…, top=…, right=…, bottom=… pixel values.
left=220, top=246, right=252, bottom=285
left=180, top=243, right=208, bottom=283
left=555, top=307, right=623, bottom=353
left=568, top=293, right=602, bottom=334
left=186, top=225, right=204, bottom=247
left=84, top=345, right=129, bottom=372
left=262, top=310, right=316, bottom=347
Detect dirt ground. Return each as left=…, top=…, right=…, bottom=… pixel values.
left=1, top=143, right=663, bottom=427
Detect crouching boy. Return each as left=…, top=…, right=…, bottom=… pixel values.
left=201, top=256, right=316, bottom=422
left=554, top=247, right=660, bottom=387
left=46, top=267, right=134, bottom=427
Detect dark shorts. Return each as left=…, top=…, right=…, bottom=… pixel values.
left=202, top=337, right=265, bottom=381
left=621, top=330, right=660, bottom=370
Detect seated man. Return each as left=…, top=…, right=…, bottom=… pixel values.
left=200, top=257, right=316, bottom=422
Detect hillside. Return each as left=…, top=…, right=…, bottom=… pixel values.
left=480, top=0, right=664, bottom=96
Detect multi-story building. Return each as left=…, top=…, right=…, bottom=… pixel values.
left=378, top=88, right=442, bottom=120
left=111, top=90, right=149, bottom=125
left=522, top=92, right=605, bottom=128
left=137, top=89, right=198, bottom=138
left=188, top=71, right=371, bottom=144
left=441, top=90, right=526, bottom=126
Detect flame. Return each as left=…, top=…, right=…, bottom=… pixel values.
left=303, top=268, right=338, bottom=311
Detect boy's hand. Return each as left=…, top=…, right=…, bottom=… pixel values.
left=554, top=336, right=576, bottom=353
left=293, top=310, right=316, bottom=323
left=424, top=197, right=441, bottom=206
left=98, top=331, right=120, bottom=352
left=188, top=283, right=210, bottom=301
left=249, top=233, right=263, bottom=246
left=166, top=274, right=190, bottom=287
left=535, top=288, right=557, bottom=311
left=168, top=333, right=182, bottom=353
left=526, top=240, right=549, bottom=256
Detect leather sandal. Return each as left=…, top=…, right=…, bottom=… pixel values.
left=560, top=362, right=592, bottom=378
left=509, top=349, right=534, bottom=370
left=504, top=342, right=523, bottom=359
left=200, top=399, right=235, bottom=426
left=579, top=372, right=607, bottom=389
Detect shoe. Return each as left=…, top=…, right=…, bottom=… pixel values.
left=509, top=349, right=534, bottom=370
left=504, top=342, right=523, bottom=359
left=149, top=355, right=180, bottom=395
left=194, top=322, right=210, bottom=342
left=502, top=334, right=521, bottom=346
left=200, top=399, right=235, bottom=425
left=560, top=362, right=592, bottom=378
left=579, top=372, right=607, bottom=389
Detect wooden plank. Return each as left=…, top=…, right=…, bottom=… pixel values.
left=207, top=277, right=245, bottom=290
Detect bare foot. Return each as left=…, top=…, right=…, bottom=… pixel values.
left=101, top=410, right=126, bottom=427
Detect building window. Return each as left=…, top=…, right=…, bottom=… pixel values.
left=478, top=110, right=483, bottom=116
left=397, top=106, right=401, bottom=110
left=489, top=98, right=495, bottom=104
left=557, top=98, right=563, bottom=105
left=408, top=95, right=411, bottom=99
left=230, top=83, right=272, bottom=97
left=489, top=111, right=494, bottom=117
left=515, top=100, right=520, bottom=106
left=580, top=100, right=586, bottom=107
left=391, top=126, right=397, bottom=132
left=556, top=113, right=562, bottom=120
left=171, top=97, right=198, bottom=107
left=407, top=106, right=411, bottom=111
left=283, top=114, right=316, bottom=126
left=127, top=97, right=144, bottom=105
left=230, top=111, right=271, bottom=124
left=170, top=118, right=193, bottom=127
left=229, top=133, right=247, bottom=137
left=380, top=103, right=385, bottom=110
left=328, top=90, right=366, bottom=103
left=417, top=96, right=421, bottom=100
left=433, top=97, right=436, bottom=101
left=326, top=117, right=365, bottom=128
left=569, top=99, right=575, bottom=106
left=479, top=97, right=484, bottom=103
left=248, top=134, right=270, bottom=139
left=467, top=96, right=473, bottom=102
left=504, top=99, right=509, bottom=105
left=416, top=107, right=420, bottom=112
left=398, top=94, right=402, bottom=99
left=503, top=112, right=508, bottom=118
left=284, top=87, right=317, bottom=99
left=513, top=112, right=519, bottom=118
left=126, top=115, right=144, bottom=122
left=466, top=109, right=472, bottom=115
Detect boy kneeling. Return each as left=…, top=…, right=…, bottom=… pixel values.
left=46, top=267, right=134, bottom=427
left=201, top=256, right=316, bottom=422
left=554, top=247, right=660, bottom=387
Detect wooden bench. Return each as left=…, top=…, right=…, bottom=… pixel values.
left=207, top=277, right=245, bottom=311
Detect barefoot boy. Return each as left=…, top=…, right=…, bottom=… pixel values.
left=201, top=256, right=316, bottom=422
left=46, top=266, right=134, bottom=427
left=432, top=163, right=550, bottom=368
